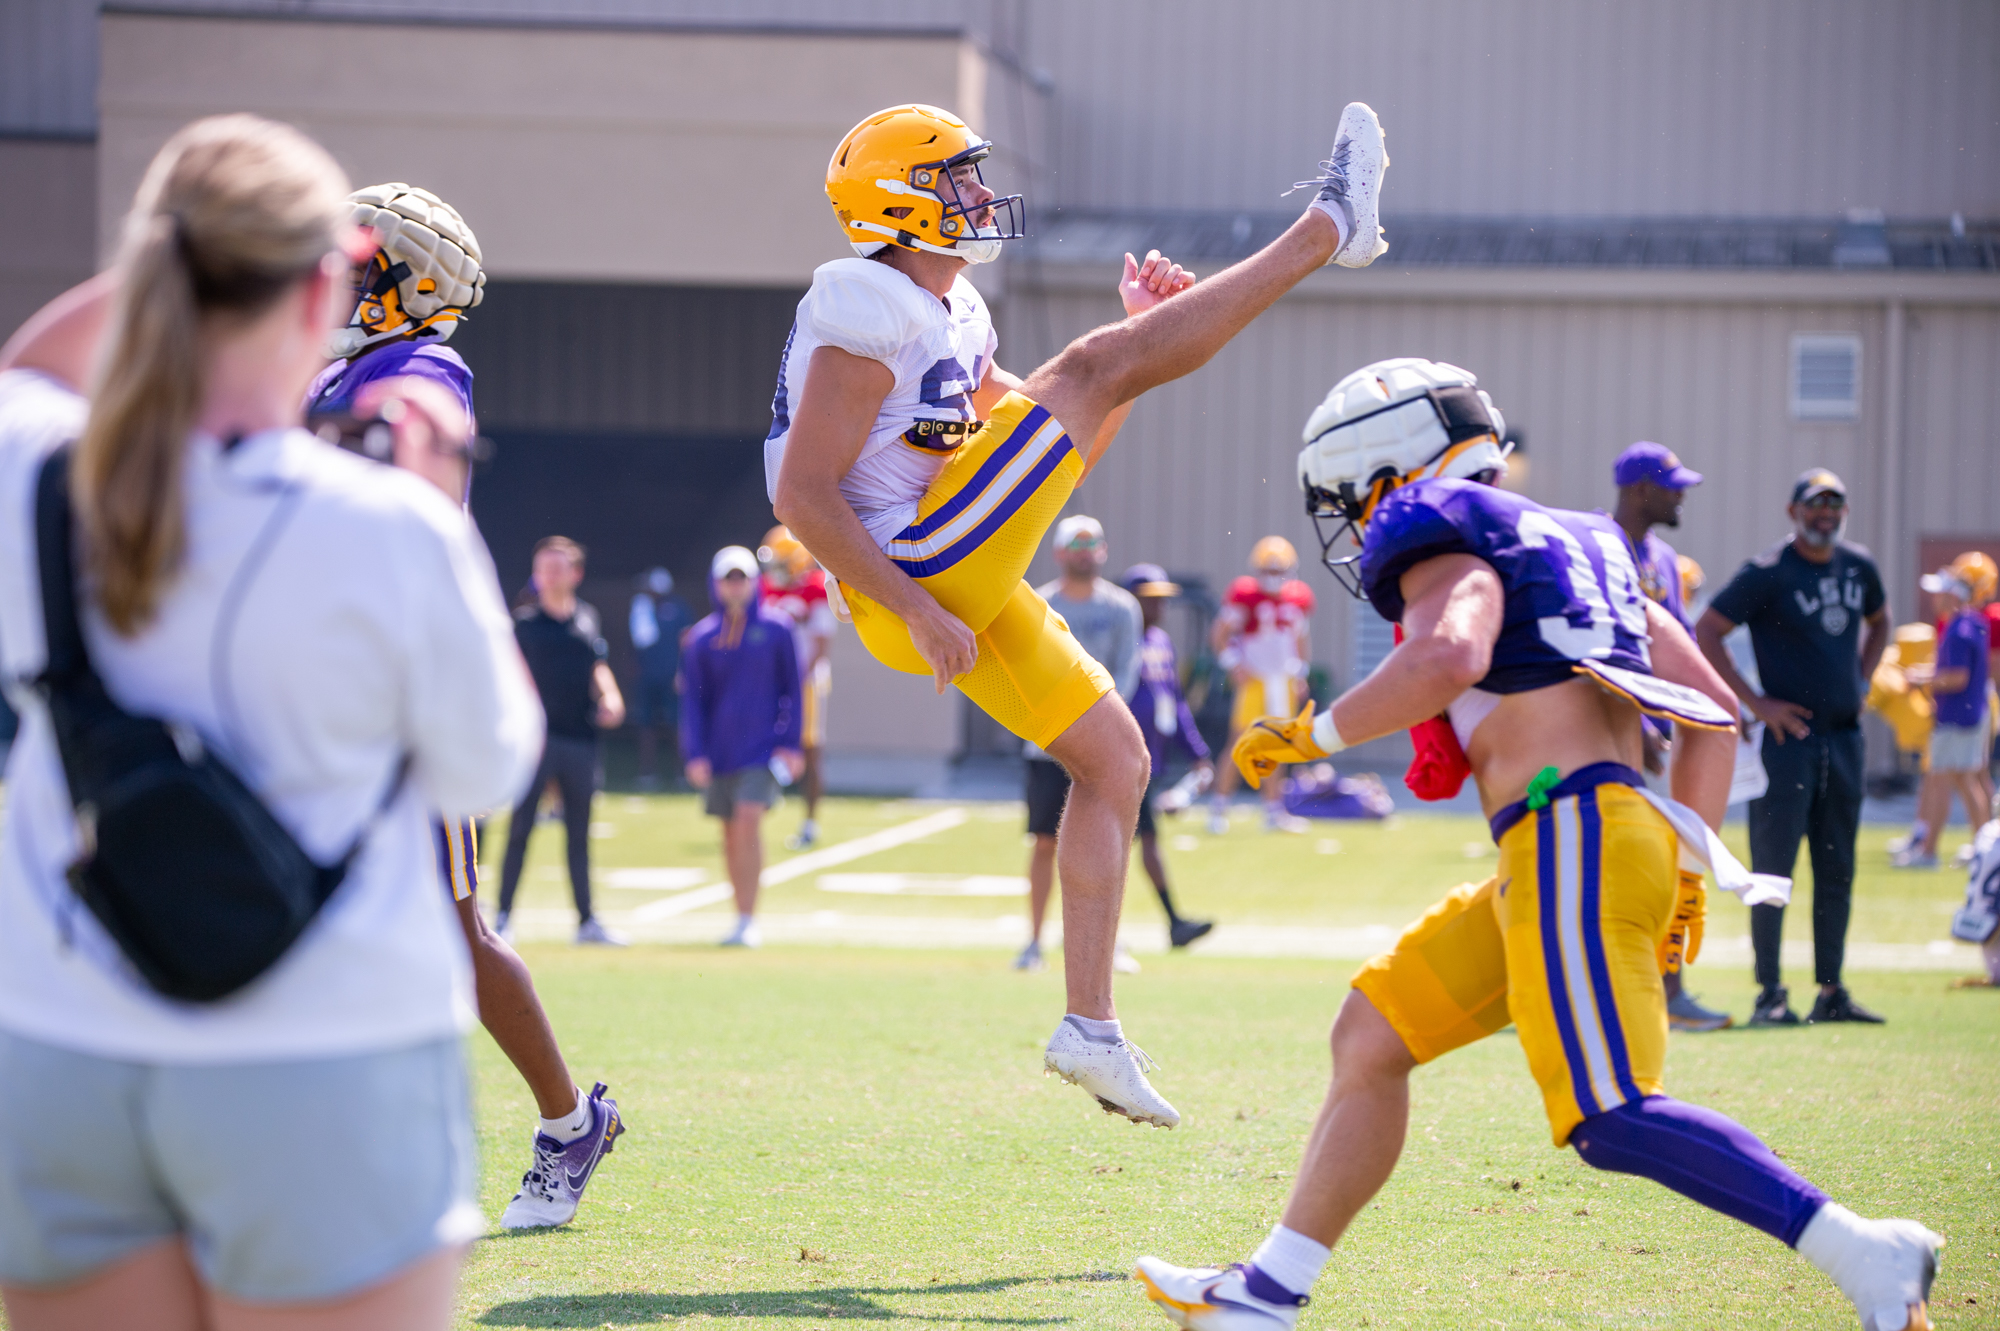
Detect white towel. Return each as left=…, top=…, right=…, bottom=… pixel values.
left=1636, top=788, right=1791, bottom=908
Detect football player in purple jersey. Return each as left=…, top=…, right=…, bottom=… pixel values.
left=310, top=186, right=623, bottom=1231
left=1608, top=440, right=1734, bottom=1033
left=1135, top=359, right=1941, bottom=1331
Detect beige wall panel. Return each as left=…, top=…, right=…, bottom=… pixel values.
left=1000, top=289, right=1906, bottom=680
left=0, top=138, right=96, bottom=342
left=97, top=15, right=992, bottom=285
left=821, top=618, right=957, bottom=758
left=1902, top=306, right=2000, bottom=595
left=1028, top=0, right=1999, bottom=218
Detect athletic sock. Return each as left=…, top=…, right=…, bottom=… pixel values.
left=1309, top=196, right=1352, bottom=252
left=538, top=1087, right=591, bottom=1143
left=1570, top=1096, right=1828, bottom=1244
left=1064, top=1014, right=1123, bottom=1045
left=1247, top=1225, right=1329, bottom=1301
left=1154, top=885, right=1181, bottom=924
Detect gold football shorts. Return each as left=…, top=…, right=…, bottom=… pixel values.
left=800, top=658, right=831, bottom=749
left=1229, top=673, right=1303, bottom=731
left=844, top=391, right=1111, bottom=751
left=1352, top=772, right=1675, bottom=1145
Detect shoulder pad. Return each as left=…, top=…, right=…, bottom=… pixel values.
left=804, top=258, right=941, bottom=362
left=1225, top=576, right=1262, bottom=604
left=1281, top=580, right=1317, bottom=612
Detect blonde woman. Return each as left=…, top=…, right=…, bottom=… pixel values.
left=0, top=115, right=541, bottom=1329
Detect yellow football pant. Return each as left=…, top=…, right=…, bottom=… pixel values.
left=843, top=391, right=1112, bottom=751
left=1352, top=779, right=1676, bottom=1145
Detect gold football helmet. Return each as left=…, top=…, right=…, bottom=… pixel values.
left=826, top=104, right=1024, bottom=263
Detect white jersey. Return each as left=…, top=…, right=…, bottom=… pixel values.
left=764, top=258, right=998, bottom=546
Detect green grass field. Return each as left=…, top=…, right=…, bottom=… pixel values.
left=460, top=795, right=2000, bottom=1330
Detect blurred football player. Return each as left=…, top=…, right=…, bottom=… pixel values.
left=1135, top=358, right=1942, bottom=1331
left=1608, top=441, right=1732, bottom=1032
left=307, top=184, right=623, bottom=1231
left=759, top=525, right=839, bottom=848
left=629, top=567, right=692, bottom=791
left=1123, top=563, right=1216, bottom=949
left=768, top=100, right=1389, bottom=1128
left=1207, top=537, right=1315, bottom=835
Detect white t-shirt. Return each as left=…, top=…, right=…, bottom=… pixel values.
left=763, top=258, right=999, bottom=546
left=0, top=370, right=544, bottom=1064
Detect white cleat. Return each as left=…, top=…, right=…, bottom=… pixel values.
left=1842, top=1218, right=1944, bottom=1331
left=1013, top=939, right=1046, bottom=972
left=1133, top=1258, right=1304, bottom=1331
left=1114, top=943, right=1143, bottom=974
left=1297, top=101, right=1389, bottom=268
left=1043, top=1018, right=1180, bottom=1128
left=719, top=917, right=761, bottom=948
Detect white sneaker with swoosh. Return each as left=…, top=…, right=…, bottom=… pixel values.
left=498, top=1082, right=626, bottom=1229
left=1134, top=1258, right=1304, bottom=1331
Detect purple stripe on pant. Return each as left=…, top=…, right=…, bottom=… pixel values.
left=1570, top=1095, right=1829, bottom=1246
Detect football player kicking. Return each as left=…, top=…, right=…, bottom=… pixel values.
left=308, top=184, right=623, bottom=1228
left=1135, top=359, right=1943, bottom=1330
left=769, top=101, right=1388, bottom=1128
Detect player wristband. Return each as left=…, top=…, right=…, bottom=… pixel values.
left=1311, top=709, right=1349, bottom=755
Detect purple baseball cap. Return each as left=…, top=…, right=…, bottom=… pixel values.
left=1613, top=441, right=1703, bottom=490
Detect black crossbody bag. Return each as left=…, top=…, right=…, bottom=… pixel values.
left=31, top=446, right=404, bottom=1003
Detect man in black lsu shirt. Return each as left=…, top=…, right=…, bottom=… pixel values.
left=1697, top=470, right=1890, bottom=1028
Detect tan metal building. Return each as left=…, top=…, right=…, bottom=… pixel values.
left=3, top=0, right=1996, bottom=782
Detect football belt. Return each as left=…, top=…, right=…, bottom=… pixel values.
left=903, top=419, right=974, bottom=451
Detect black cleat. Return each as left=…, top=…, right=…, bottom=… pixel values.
left=1168, top=918, right=1215, bottom=949
left=1808, top=984, right=1886, bottom=1024
left=1747, top=985, right=1802, bottom=1027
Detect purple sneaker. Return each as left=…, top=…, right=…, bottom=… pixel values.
left=498, top=1082, right=626, bottom=1229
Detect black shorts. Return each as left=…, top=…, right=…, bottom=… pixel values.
left=1025, top=759, right=1161, bottom=839
left=1026, top=759, right=1070, bottom=837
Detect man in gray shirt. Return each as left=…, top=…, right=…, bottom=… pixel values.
left=1016, top=515, right=1142, bottom=973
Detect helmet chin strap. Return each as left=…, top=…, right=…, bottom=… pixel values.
left=848, top=219, right=1003, bottom=263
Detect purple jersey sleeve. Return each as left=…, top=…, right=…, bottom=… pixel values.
left=1360, top=478, right=1655, bottom=694
left=306, top=342, right=475, bottom=422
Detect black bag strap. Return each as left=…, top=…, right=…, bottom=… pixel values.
left=32, top=446, right=90, bottom=690
left=33, top=443, right=411, bottom=874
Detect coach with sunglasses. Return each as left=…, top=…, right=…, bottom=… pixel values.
left=1696, top=469, right=1891, bottom=1028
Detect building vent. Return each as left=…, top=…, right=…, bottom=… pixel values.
left=1791, top=334, right=1860, bottom=421
left=1352, top=601, right=1397, bottom=686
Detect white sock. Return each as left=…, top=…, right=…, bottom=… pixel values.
left=1065, top=1014, right=1123, bottom=1044
left=538, top=1087, right=590, bottom=1142
left=1251, top=1224, right=1331, bottom=1297
left=1310, top=196, right=1352, bottom=252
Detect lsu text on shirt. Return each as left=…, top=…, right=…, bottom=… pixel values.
left=1708, top=540, right=1885, bottom=733
left=763, top=258, right=998, bottom=547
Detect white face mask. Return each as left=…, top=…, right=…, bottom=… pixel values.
left=1258, top=573, right=1288, bottom=594
left=957, top=226, right=1004, bottom=264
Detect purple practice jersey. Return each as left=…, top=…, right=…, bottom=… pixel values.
left=306, top=341, right=474, bottom=422
left=1634, top=529, right=1690, bottom=631
left=1360, top=478, right=1653, bottom=694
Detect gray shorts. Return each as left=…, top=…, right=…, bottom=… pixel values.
left=705, top=763, right=780, bottom=819
left=0, top=1030, right=481, bottom=1303
left=1929, top=721, right=1989, bottom=773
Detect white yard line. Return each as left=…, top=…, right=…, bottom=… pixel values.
left=628, top=807, right=970, bottom=922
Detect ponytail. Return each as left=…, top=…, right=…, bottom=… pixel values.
left=75, top=114, right=348, bottom=635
